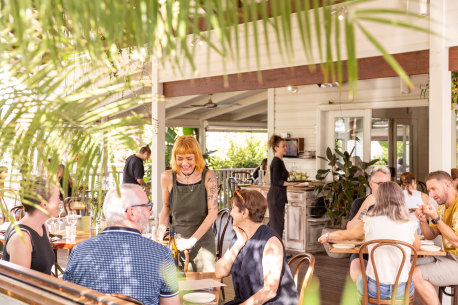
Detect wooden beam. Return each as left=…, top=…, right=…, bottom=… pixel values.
left=449, top=46, right=458, bottom=71
left=163, top=50, right=430, bottom=97
left=229, top=104, right=267, bottom=121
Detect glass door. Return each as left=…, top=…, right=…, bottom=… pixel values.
left=326, top=110, right=372, bottom=163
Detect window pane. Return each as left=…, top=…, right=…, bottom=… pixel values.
left=334, top=117, right=364, bottom=159
left=371, top=118, right=389, bottom=165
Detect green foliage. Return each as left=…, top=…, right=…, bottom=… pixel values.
left=314, top=147, right=378, bottom=228
left=207, top=136, right=267, bottom=169
left=165, top=128, right=179, bottom=169
left=421, top=71, right=458, bottom=114
left=340, top=276, right=360, bottom=305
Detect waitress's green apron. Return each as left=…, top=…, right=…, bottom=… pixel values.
left=171, top=168, right=216, bottom=272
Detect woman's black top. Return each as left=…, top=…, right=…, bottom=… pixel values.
left=270, top=157, right=289, bottom=187
left=228, top=225, right=298, bottom=305
left=3, top=224, right=55, bottom=275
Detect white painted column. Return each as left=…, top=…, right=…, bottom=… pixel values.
left=267, top=88, right=275, bottom=162
left=429, top=0, right=452, bottom=172
left=199, top=120, right=208, bottom=154
left=150, top=61, right=165, bottom=219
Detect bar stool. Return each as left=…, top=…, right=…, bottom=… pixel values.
left=439, top=285, right=458, bottom=305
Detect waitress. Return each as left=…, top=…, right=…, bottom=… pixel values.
left=267, top=135, right=298, bottom=239
left=157, top=135, right=218, bottom=272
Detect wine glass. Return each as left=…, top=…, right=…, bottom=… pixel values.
left=57, top=201, right=65, bottom=223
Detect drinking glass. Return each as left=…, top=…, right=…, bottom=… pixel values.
left=65, top=211, right=78, bottom=240
left=57, top=202, right=65, bottom=223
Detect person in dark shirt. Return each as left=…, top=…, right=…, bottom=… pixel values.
left=123, top=145, right=151, bottom=195
left=215, top=189, right=298, bottom=305
left=346, top=165, right=391, bottom=281
left=3, top=176, right=59, bottom=275
left=266, top=135, right=298, bottom=238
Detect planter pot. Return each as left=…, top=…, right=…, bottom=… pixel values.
left=321, top=227, right=350, bottom=259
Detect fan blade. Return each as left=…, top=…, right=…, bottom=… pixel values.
left=214, top=103, right=241, bottom=108
left=183, top=105, right=206, bottom=108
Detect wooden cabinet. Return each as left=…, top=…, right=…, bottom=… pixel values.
left=285, top=190, right=327, bottom=253
left=240, top=186, right=327, bottom=253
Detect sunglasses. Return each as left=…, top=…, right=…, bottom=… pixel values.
left=125, top=202, right=153, bottom=212
left=233, top=189, right=244, bottom=202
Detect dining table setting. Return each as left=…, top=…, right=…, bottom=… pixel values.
left=328, top=239, right=446, bottom=256
left=179, top=272, right=225, bottom=304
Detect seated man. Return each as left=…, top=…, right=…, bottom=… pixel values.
left=413, top=171, right=458, bottom=305
left=346, top=165, right=391, bottom=281
left=63, top=184, right=179, bottom=305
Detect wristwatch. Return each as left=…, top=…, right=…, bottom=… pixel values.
left=325, top=232, right=329, bottom=241
left=431, top=216, right=441, bottom=224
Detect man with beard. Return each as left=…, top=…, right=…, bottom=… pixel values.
left=64, top=184, right=179, bottom=305
left=413, top=171, right=458, bottom=305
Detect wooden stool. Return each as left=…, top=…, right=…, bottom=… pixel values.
left=439, top=285, right=458, bottom=305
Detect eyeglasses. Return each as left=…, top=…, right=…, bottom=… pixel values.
left=371, top=181, right=384, bottom=185
left=125, top=202, right=153, bottom=212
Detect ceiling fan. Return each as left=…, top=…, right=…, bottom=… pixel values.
left=183, top=94, right=240, bottom=109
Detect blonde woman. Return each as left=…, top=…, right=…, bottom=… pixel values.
left=318, top=182, right=420, bottom=300
left=158, top=136, right=217, bottom=272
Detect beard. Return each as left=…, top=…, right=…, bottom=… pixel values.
left=138, top=211, right=150, bottom=233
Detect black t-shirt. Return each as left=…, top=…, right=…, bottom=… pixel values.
left=348, top=195, right=370, bottom=221
left=122, top=154, right=144, bottom=185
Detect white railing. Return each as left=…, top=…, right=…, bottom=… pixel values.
left=91, top=167, right=256, bottom=208
left=214, top=168, right=255, bottom=208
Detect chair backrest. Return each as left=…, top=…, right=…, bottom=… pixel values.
left=64, top=197, right=88, bottom=216
left=359, top=239, right=417, bottom=305
left=215, top=208, right=232, bottom=259
left=10, top=206, right=24, bottom=221
left=288, top=253, right=315, bottom=305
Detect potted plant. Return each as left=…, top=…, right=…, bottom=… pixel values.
left=314, top=147, right=377, bottom=257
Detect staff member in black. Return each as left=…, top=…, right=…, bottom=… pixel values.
left=123, top=145, right=151, bottom=195
left=266, top=135, right=298, bottom=239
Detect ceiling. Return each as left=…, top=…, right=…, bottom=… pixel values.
left=126, top=89, right=268, bottom=130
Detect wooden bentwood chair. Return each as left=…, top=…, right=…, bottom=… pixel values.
left=288, top=253, right=315, bottom=305
left=359, top=239, right=417, bottom=305
left=439, top=285, right=458, bottom=305
left=213, top=208, right=232, bottom=300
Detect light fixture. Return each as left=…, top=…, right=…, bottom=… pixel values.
left=332, top=7, right=347, bottom=21
left=190, top=37, right=205, bottom=47
left=287, top=85, right=298, bottom=93
left=317, top=82, right=340, bottom=88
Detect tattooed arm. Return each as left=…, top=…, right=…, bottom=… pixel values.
left=346, top=195, right=375, bottom=230
left=190, top=170, right=219, bottom=241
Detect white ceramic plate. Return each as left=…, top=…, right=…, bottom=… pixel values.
left=183, top=292, right=215, bottom=303
left=333, top=243, right=355, bottom=249
left=421, top=240, right=435, bottom=245
left=420, top=245, right=441, bottom=252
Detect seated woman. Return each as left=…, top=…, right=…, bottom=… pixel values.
left=400, top=172, right=430, bottom=233
left=3, top=176, right=60, bottom=275
left=318, top=182, right=420, bottom=300
left=215, top=189, right=298, bottom=305
left=252, top=158, right=267, bottom=184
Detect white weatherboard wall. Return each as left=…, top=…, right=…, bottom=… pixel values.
left=271, top=74, right=429, bottom=178
left=158, top=0, right=429, bottom=83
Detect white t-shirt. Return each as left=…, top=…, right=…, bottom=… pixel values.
left=364, top=216, right=417, bottom=284
left=403, top=189, right=423, bottom=222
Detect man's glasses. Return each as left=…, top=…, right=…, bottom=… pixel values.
left=371, top=181, right=384, bottom=185
left=125, top=202, right=153, bottom=212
